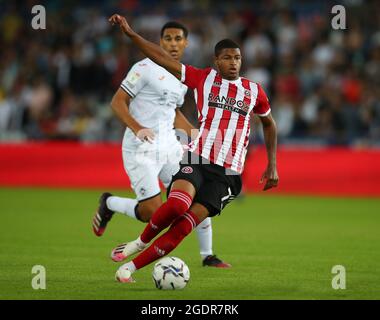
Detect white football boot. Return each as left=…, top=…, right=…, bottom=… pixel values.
left=115, top=268, right=135, bottom=283
left=111, top=240, right=146, bottom=262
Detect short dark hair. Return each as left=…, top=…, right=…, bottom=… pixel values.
left=214, top=39, right=240, bottom=56
left=161, top=21, right=188, bottom=38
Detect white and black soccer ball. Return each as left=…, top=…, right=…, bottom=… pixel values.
left=152, top=257, right=190, bottom=290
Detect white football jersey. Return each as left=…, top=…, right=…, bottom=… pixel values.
left=120, top=58, right=188, bottom=151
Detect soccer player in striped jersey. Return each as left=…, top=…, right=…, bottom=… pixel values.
left=108, top=14, right=279, bottom=283
left=92, top=22, right=230, bottom=268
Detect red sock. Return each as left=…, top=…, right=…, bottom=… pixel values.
left=133, top=211, right=200, bottom=270
left=140, top=190, right=193, bottom=244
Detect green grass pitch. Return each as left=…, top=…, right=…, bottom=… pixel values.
left=0, top=188, right=379, bottom=300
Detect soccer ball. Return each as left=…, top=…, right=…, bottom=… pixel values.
left=152, top=257, right=190, bottom=290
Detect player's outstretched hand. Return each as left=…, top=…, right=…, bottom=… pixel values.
left=260, top=165, right=279, bottom=191
left=109, top=14, right=133, bottom=36
left=136, top=127, right=155, bottom=144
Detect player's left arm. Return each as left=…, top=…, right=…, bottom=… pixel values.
left=174, top=109, right=199, bottom=140
left=259, top=112, right=279, bottom=191
left=254, top=84, right=279, bottom=191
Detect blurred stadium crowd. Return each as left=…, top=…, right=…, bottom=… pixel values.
left=1, top=0, right=380, bottom=146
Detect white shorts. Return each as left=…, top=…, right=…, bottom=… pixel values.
left=122, top=142, right=184, bottom=201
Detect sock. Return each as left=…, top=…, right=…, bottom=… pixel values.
left=133, top=211, right=200, bottom=270
left=136, top=236, right=147, bottom=246
left=119, top=261, right=137, bottom=274
left=195, top=217, right=213, bottom=259
left=140, top=190, right=193, bottom=244
left=106, top=196, right=138, bottom=220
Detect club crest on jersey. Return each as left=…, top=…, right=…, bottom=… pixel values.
left=213, top=81, right=222, bottom=87
left=181, top=166, right=193, bottom=174
left=139, top=187, right=146, bottom=196
left=244, top=89, right=251, bottom=97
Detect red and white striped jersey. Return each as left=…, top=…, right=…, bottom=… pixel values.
left=181, top=64, right=271, bottom=174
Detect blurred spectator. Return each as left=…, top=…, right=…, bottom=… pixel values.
left=243, top=26, right=273, bottom=67
left=0, top=0, right=379, bottom=147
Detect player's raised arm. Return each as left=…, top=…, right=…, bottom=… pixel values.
left=109, top=14, right=182, bottom=80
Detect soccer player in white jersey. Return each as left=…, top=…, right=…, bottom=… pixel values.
left=92, top=21, right=231, bottom=268
left=107, top=14, right=279, bottom=283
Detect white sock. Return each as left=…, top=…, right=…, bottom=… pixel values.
left=120, top=261, right=137, bottom=274
left=106, top=196, right=138, bottom=219
left=136, top=236, right=148, bottom=247
left=195, top=217, right=213, bottom=259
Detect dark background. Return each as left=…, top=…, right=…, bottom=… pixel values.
left=0, top=0, right=379, bottom=147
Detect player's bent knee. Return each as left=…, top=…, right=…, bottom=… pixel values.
left=166, top=191, right=193, bottom=217
left=169, top=200, right=189, bottom=216
left=169, top=204, right=187, bottom=218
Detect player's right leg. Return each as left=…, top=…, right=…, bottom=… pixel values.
left=139, top=179, right=197, bottom=243
left=111, top=152, right=204, bottom=262
left=109, top=195, right=162, bottom=262
left=115, top=171, right=242, bottom=281
left=115, top=202, right=209, bottom=282
left=111, top=178, right=197, bottom=261
left=161, top=158, right=229, bottom=267
left=112, top=148, right=197, bottom=262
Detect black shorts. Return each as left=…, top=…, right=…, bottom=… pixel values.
left=168, top=151, right=242, bottom=217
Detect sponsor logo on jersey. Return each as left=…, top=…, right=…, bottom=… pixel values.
left=208, top=92, right=250, bottom=115
left=181, top=166, right=193, bottom=174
